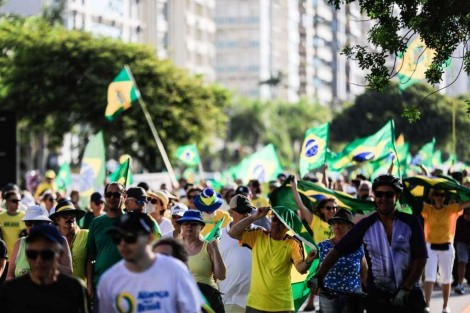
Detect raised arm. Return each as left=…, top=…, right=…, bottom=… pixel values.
left=208, top=240, right=226, bottom=281
left=291, top=176, right=314, bottom=225
left=228, top=207, right=269, bottom=240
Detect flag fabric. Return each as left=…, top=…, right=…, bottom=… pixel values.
left=411, top=138, right=435, bottom=168
left=78, top=131, right=106, bottom=208
left=234, top=144, right=283, bottom=183
left=175, top=144, right=201, bottom=167
left=105, top=67, right=140, bottom=121
left=327, top=120, right=397, bottom=172
left=269, top=179, right=376, bottom=215
left=299, top=123, right=329, bottom=177
left=55, top=162, right=72, bottom=192
left=109, top=157, right=133, bottom=187
left=432, top=150, right=442, bottom=167
left=270, top=206, right=318, bottom=312
left=203, top=217, right=224, bottom=241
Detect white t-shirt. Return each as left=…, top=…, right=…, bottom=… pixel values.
left=158, top=218, right=174, bottom=237
left=218, top=223, right=253, bottom=308
left=97, top=254, right=202, bottom=313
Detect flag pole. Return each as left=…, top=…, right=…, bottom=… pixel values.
left=124, top=65, right=178, bottom=188
left=198, top=161, right=205, bottom=183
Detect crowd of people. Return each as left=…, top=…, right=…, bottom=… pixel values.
left=0, top=168, right=468, bottom=313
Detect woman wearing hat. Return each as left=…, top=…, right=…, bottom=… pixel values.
left=178, top=210, right=226, bottom=312
left=147, top=190, right=174, bottom=237
left=50, top=199, right=88, bottom=281
left=317, top=208, right=366, bottom=313
left=195, top=188, right=232, bottom=238
left=6, top=205, right=72, bottom=280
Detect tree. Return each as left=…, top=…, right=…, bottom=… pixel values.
left=328, top=0, right=470, bottom=119
left=330, top=82, right=470, bottom=160
left=0, top=16, right=230, bottom=171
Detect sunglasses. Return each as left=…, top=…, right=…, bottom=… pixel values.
left=105, top=191, right=122, bottom=199
left=150, top=198, right=159, bottom=205
left=47, top=198, right=57, bottom=202
left=187, top=194, right=199, bottom=200
left=8, top=199, right=20, bottom=204
left=26, top=249, right=56, bottom=261
left=24, top=221, right=50, bottom=227
left=374, top=191, right=395, bottom=199
left=433, top=193, right=446, bottom=197
left=182, top=222, right=200, bottom=227
left=110, top=232, right=139, bottom=245
left=324, top=206, right=338, bottom=211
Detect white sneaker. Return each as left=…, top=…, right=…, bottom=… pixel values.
left=424, top=306, right=430, bottom=313
left=442, top=307, right=451, bottom=313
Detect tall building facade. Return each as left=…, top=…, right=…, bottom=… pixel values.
left=215, top=0, right=300, bottom=101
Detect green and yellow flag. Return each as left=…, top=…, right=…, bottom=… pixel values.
left=56, top=162, right=72, bottom=192
left=105, top=67, right=140, bottom=121
left=234, top=144, right=283, bottom=183
left=412, top=138, right=435, bottom=168
left=109, top=157, right=133, bottom=187
left=299, top=123, right=329, bottom=177
left=175, top=144, right=201, bottom=167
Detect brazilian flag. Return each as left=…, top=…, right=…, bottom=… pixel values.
left=105, top=66, right=140, bottom=121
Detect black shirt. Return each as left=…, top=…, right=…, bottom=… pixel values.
left=0, top=239, right=7, bottom=259
left=455, top=215, right=470, bottom=245
left=0, top=273, right=90, bottom=313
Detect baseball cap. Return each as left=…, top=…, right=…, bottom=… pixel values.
left=26, top=224, right=64, bottom=245
left=229, top=195, right=255, bottom=214
left=22, top=205, right=52, bottom=222
left=170, top=202, right=188, bottom=217
left=90, top=192, right=104, bottom=203
left=108, top=213, right=154, bottom=235
left=235, top=185, right=251, bottom=196
left=126, top=187, right=148, bottom=201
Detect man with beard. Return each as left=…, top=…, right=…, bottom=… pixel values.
left=311, top=174, right=427, bottom=313
left=86, top=182, right=126, bottom=300
left=357, top=180, right=373, bottom=201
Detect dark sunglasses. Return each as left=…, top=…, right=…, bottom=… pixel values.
left=26, top=249, right=56, bottom=261
left=47, top=198, right=56, bottom=202
left=374, top=191, right=395, bottom=199
left=324, top=206, right=338, bottom=211
left=187, top=194, right=199, bottom=200
left=110, top=232, right=139, bottom=245
left=8, top=199, right=20, bottom=204
left=150, top=198, right=159, bottom=205
left=182, top=221, right=200, bottom=227
left=433, top=193, right=446, bottom=198
left=105, top=191, right=122, bottom=199
left=24, top=221, right=50, bottom=227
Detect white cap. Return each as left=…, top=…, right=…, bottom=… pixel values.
left=170, top=202, right=188, bottom=217
left=22, top=205, right=52, bottom=222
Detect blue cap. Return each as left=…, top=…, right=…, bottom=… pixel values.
left=176, top=210, right=205, bottom=226
left=26, top=224, right=64, bottom=245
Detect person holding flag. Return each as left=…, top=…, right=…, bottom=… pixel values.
left=228, top=206, right=317, bottom=313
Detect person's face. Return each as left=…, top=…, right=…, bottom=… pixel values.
left=112, top=231, right=150, bottom=263
left=331, top=220, right=351, bottom=238
left=125, top=198, right=143, bottom=211
left=171, top=215, right=182, bottom=229
left=181, top=221, right=203, bottom=238
left=186, top=192, right=200, bottom=209
left=5, top=193, right=21, bottom=212
left=270, top=215, right=288, bottom=237
left=358, top=184, right=371, bottom=199
left=229, top=210, right=249, bottom=224
left=70, top=192, right=79, bottom=203
left=374, top=186, right=397, bottom=215
left=432, top=190, right=446, bottom=204
left=26, top=239, right=61, bottom=279
left=91, top=200, right=105, bottom=211
left=153, top=244, right=173, bottom=256
left=24, top=220, right=50, bottom=234
left=321, top=201, right=337, bottom=221
left=44, top=195, right=57, bottom=210
left=248, top=183, right=256, bottom=195
left=55, top=214, right=76, bottom=235
left=105, top=185, right=125, bottom=211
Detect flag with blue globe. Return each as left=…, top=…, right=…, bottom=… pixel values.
left=299, top=123, right=329, bottom=177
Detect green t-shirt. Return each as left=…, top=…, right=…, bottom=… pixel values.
left=87, top=215, right=122, bottom=287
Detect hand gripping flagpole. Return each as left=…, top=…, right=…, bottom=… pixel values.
left=125, top=65, right=178, bottom=188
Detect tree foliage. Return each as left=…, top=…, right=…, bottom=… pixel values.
left=330, top=83, right=470, bottom=160
left=0, top=16, right=230, bottom=171
left=329, top=0, right=470, bottom=119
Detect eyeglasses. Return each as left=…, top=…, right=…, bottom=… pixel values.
left=331, top=220, right=347, bottom=225
left=187, top=194, right=199, bottom=200
left=8, top=199, right=20, bottom=204
left=324, top=206, right=338, bottom=211
left=105, top=192, right=122, bottom=199
left=58, top=214, right=76, bottom=220
left=374, top=191, right=395, bottom=199
left=433, top=193, right=446, bottom=197
left=182, top=222, right=200, bottom=227
left=47, top=198, right=56, bottom=202
left=150, top=198, right=159, bottom=205
left=110, top=232, right=139, bottom=245
left=26, top=249, right=56, bottom=261
left=24, top=221, right=50, bottom=227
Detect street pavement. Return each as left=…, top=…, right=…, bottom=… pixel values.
left=298, top=284, right=470, bottom=312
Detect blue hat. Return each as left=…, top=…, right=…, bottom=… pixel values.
left=26, top=224, right=64, bottom=245
left=176, top=210, right=205, bottom=226
left=194, top=188, right=223, bottom=213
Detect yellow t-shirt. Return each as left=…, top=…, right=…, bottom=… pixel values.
left=0, top=211, right=26, bottom=254
left=200, top=210, right=232, bottom=237
left=422, top=203, right=461, bottom=244
left=252, top=195, right=270, bottom=208
left=310, top=214, right=333, bottom=244
left=71, top=229, right=89, bottom=281
left=241, top=229, right=304, bottom=311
